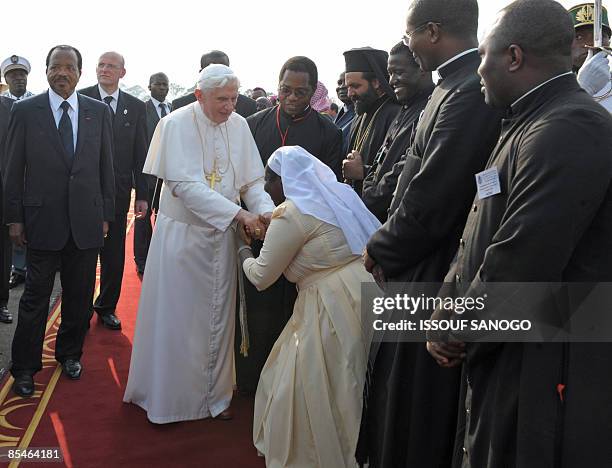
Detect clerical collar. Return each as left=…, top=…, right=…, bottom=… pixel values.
left=510, top=72, right=574, bottom=110
left=437, top=48, right=479, bottom=80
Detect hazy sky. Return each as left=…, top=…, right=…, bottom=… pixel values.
left=1, top=0, right=597, bottom=97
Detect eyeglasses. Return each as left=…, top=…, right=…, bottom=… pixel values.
left=278, top=85, right=311, bottom=99
left=402, top=21, right=441, bottom=46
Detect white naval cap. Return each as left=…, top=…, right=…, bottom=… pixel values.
left=1, top=55, right=31, bottom=78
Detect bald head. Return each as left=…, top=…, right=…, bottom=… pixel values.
left=407, top=0, right=479, bottom=39
left=200, top=50, right=230, bottom=71
left=478, top=0, right=575, bottom=108
left=99, top=51, right=125, bottom=67
left=493, top=0, right=574, bottom=61
left=96, top=51, right=126, bottom=93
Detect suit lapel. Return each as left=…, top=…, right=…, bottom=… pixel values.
left=147, top=99, right=160, bottom=123
left=91, top=85, right=102, bottom=100
left=114, top=90, right=127, bottom=133
left=74, top=94, right=90, bottom=162
left=37, top=92, right=72, bottom=170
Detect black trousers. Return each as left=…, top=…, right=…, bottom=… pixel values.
left=0, top=225, right=11, bottom=305
left=11, top=237, right=98, bottom=376
left=133, top=187, right=155, bottom=270
left=94, top=199, right=129, bottom=316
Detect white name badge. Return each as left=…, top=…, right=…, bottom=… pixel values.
left=475, top=167, right=501, bottom=200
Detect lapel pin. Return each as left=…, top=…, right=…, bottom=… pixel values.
left=123, top=109, right=128, bottom=115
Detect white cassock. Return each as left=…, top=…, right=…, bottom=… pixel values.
left=123, top=101, right=274, bottom=423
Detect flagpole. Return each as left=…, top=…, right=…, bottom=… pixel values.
left=594, top=0, right=603, bottom=48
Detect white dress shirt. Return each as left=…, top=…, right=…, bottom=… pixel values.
left=48, top=88, right=78, bottom=151
left=150, top=96, right=170, bottom=119
left=98, top=84, right=119, bottom=113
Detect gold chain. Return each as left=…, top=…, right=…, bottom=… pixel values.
left=192, top=107, right=232, bottom=177
left=352, top=96, right=390, bottom=153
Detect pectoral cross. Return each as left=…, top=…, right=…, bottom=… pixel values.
left=205, top=170, right=222, bottom=190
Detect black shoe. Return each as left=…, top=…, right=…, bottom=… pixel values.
left=99, top=313, right=122, bottom=330
left=61, top=359, right=82, bottom=380
left=0, top=305, right=12, bottom=324
left=12, top=374, right=34, bottom=397
left=8, top=273, right=25, bottom=289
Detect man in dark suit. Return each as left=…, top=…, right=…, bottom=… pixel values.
left=134, top=72, right=170, bottom=274
left=334, top=72, right=355, bottom=155
left=0, top=95, right=14, bottom=323
left=4, top=45, right=115, bottom=397
left=171, top=50, right=257, bottom=117
left=80, top=51, right=148, bottom=330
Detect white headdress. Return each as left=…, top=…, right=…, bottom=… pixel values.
left=267, top=146, right=381, bottom=255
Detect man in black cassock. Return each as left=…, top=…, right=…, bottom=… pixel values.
left=235, top=56, right=342, bottom=395
left=247, top=56, right=342, bottom=176
left=361, top=41, right=434, bottom=223
left=426, top=1, right=612, bottom=466
left=342, top=47, right=400, bottom=194
left=356, top=1, right=504, bottom=466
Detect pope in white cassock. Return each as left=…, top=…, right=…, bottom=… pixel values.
left=123, top=64, right=275, bottom=423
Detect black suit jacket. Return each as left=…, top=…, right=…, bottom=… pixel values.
left=144, top=99, right=169, bottom=190
left=79, top=85, right=147, bottom=210
left=0, top=96, right=12, bottom=166
left=145, top=99, right=161, bottom=144
left=171, top=92, right=257, bottom=118
left=0, top=97, right=14, bottom=219
left=3, top=92, right=115, bottom=251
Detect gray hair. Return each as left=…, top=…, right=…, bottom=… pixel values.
left=196, top=63, right=240, bottom=92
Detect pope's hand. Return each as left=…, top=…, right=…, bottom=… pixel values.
left=578, top=51, right=611, bottom=96
left=342, top=151, right=364, bottom=181
left=235, top=209, right=266, bottom=241
left=260, top=212, right=272, bottom=228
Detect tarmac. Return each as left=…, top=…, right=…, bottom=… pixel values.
left=0, top=275, right=62, bottom=379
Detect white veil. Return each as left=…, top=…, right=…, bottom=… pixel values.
left=267, top=146, right=381, bottom=255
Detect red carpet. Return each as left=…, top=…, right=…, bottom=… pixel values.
left=0, top=215, right=265, bottom=468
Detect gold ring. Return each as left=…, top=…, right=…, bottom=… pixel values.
left=255, top=228, right=261, bottom=236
